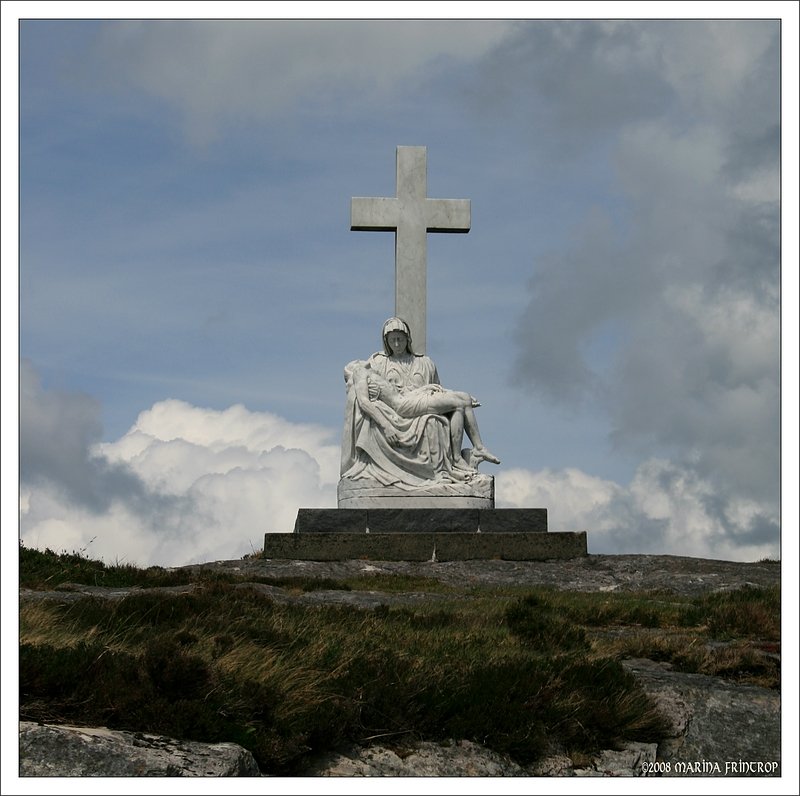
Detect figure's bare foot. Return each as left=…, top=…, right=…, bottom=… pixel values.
left=471, top=447, right=501, bottom=465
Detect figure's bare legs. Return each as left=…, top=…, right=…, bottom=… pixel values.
left=462, top=406, right=500, bottom=466
left=421, top=389, right=499, bottom=471
left=446, top=406, right=500, bottom=471
left=448, top=409, right=470, bottom=470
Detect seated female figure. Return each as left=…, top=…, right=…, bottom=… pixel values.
left=340, top=317, right=499, bottom=489
left=347, top=360, right=499, bottom=470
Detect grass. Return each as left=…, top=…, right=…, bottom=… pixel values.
left=19, top=543, right=452, bottom=594
left=18, top=544, right=779, bottom=775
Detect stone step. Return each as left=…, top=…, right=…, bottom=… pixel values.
left=262, top=531, right=587, bottom=562
left=293, top=508, right=548, bottom=534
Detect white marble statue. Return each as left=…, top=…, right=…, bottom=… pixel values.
left=340, top=317, right=499, bottom=490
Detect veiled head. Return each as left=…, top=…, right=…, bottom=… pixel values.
left=381, top=317, right=414, bottom=355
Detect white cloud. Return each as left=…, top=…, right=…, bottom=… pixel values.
left=96, top=399, right=340, bottom=488
left=497, top=460, right=779, bottom=562
left=20, top=361, right=779, bottom=568
left=20, top=376, right=339, bottom=568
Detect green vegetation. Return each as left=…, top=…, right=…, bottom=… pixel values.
left=19, top=545, right=779, bottom=775
left=505, top=586, right=780, bottom=689
left=18, top=543, right=451, bottom=594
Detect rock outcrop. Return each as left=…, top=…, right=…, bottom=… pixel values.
left=304, top=739, right=528, bottom=777
left=621, top=658, right=781, bottom=777
left=18, top=723, right=261, bottom=777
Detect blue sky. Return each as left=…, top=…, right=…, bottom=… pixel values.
left=5, top=5, right=798, bottom=571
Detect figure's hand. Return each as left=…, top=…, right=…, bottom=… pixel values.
left=384, top=428, right=400, bottom=445
left=428, top=384, right=443, bottom=393
left=367, top=380, right=380, bottom=401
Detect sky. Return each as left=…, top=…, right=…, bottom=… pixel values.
left=4, top=4, right=798, bottom=574
left=3, top=6, right=799, bottom=795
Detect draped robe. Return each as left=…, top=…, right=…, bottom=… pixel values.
left=340, top=352, right=459, bottom=487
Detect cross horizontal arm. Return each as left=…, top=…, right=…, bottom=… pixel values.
left=425, top=198, right=471, bottom=232
left=351, top=197, right=400, bottom=231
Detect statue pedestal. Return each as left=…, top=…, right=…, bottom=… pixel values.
left=337, top=475, right=494, bottom=509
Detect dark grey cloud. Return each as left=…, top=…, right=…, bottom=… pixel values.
left=19, top=359, right=185, bottom=519
left=493, top=21, right=780, bottom=530
left=466, top=20, right=677, bottom=154
left=509, top=206, right=658, bottom=404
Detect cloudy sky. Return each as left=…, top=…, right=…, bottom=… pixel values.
left=5, top=4, right=798, bottom=572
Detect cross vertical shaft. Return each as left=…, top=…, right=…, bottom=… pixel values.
left=351, top=146, right=470, bottom=353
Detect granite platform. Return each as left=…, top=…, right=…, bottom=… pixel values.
left=262, top=530, right=587, bottom=562
left=294, top=507, right=547, bottom=534
left=262, top=507, right=587, bottom=561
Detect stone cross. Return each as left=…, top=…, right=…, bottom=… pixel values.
left=351, top=146, right=470, bottom=353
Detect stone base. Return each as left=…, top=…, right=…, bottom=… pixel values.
left=262, top=531, right=587, bottom=562
left=337, top=475, right=494, bottom=509
left=294, top=508, right=548, bottom=533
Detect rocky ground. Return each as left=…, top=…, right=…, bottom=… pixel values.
left=18, top=554, right=783, bottom=779
left=179, top=552, right=781, bottom=596
left=23, top=554, right=781, bottom=610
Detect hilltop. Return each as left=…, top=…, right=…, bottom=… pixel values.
left=18, top=549, right=781, bottom=777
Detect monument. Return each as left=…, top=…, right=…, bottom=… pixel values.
left=263, top=146, right=587, bottom=561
